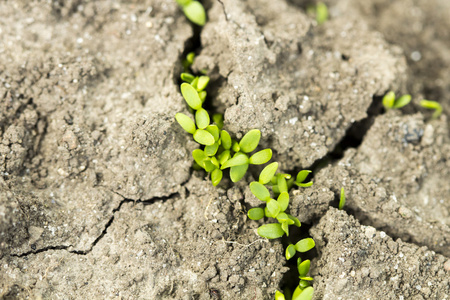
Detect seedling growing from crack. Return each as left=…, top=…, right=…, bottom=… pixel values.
left=176, top=0, right=206, bottom=26
left=339, top=187, right=346, bottom=210
left=420, top=99, right=442, bottom=119
left=382, top=91, right=411, bottom=110
left=307, top=2, right=328, bottom=25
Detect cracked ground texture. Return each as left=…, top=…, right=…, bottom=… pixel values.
left=1, top=0, right=450, bottom=299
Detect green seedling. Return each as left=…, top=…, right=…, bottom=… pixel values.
left=175, top=113, right=196, bottom=134
left=339, top=187, right=345, bottom=210
left=239, top=129, right=261, bottom=153
left=257, top=223, right=285, bottom=239
left=295, top=170, right=313, bottom=187
left=295, top=238, right=315, bottom=253
left=259, top=162, right=279, bottom=184
left=307, top=2, right=328, bottom=25
left=181, top=83, right=202, bottom=110
left=382, top=91, right=411, bottom=110
left=420, top=99, right=442, bottom=119
left=177, top=0, right=206, bottom=26
left=292, top=286, right=314, bottom=300
left=274, top=290, right=286, bottom=300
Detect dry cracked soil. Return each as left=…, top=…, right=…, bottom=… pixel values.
left=1, top=0, right=449, bottom=299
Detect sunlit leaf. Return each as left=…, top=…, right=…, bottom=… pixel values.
left=247, top=207, right=264, bottom=220
left=175, top=113, right=196, bottom=134
left=249, top=149, right=272, bottom=165
left=296, top=170, right=311, bottom=184
left=257, top=223, right=285, bottom=239
left=221, top=130, right=232, bottom=149
left=298, top=260, right=311, bottom=277
left=393, top=94, right=411, bottom=109
left=211, top=168, right=222, bottom=186
left=277, top=175, right=288, bottom=193
left=181, top=83, right=202, bottom=110
left=295, top=238, right=315, bottom=253
left=206, top=125, right=219, bottom=141
left=195, top=108, right=210, bottom=129
left=277, top=192, right=289, bottom=212
left=203, top=159, right=216, bottom=172
left=218, top=150, right=230, bottom=165
left=286, top=244, right=296, bottom=260
left=232, top=140, right=240, bottom=152
left=205, top=142, right=219, bottom=156
left=180, top=72, right=195, bottom=83
left=287, top=214, right=301, bottom=227
left=420, top=99, right=443, bottom=119
left=213, top=113, right=224, bottom=129
left=281, top=221, right=289, bottom=236
left=193, top=129, right=215, bottom=145
left=192, top=149, right=207, bottom=168
left=249, top=181, right=271, bottom=201
left=199, top=91, right=207, bottom=103
left=382, top=91, right=395, bottom=110
left=221, top=152, right=248, bottom=169
left=275, top=290, right=286, bottom=300
left=239, top=129, right=261, bottom=153
left=293, top=286, right=313, bottom=300
left=182, top=0, right=206, bottom=26
left=267, top=199, right=281, bottom=218
left=197, top=76, right=210, bottom=91
left=339, top=187, right=346, bottom=210
left=259, top=162, right=279, bottom=184
left=230, top=164, right=248, bottom=182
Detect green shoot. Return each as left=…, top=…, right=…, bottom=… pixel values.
left=248, top=207, right=265, bottom=220
left=230, top=164, right=248, bottom=182
left=211, top=169, right=222, bottom=186
left=382, top=91, right=411, bottom=110
left=249, top=149, right=272, bottom=165
left=257, top=223, right=285, bottom=239
left=175, top=113, right=196, bottom=134
left=239, top=129, right=261, bottom=153
left=275, top=290, right=286, bottom=300
left=259, top=162, right=279, bottom=184
left=420, top=99, right=442, bottom=119
left=286, top=244, right=296, bottom=260
left=295, top=238, right=315, bottom=253
left=295, top=170, right=313, bottom=187
left=220, top=152, right=249, bottom=169
left=277, top=192, right=289, bottom=211
left=195, top=108, right=210, bottom=129
left=339, top=187, right=345, bottom=210
left=193, top=129, right=215, bottom=145
left=178, top=0, right=206, bottom=26
left=315, top=2, right=328, bottom=25
left=250, top=181, right=271, bottom=201
left=181, top=83, right=202, bottom=110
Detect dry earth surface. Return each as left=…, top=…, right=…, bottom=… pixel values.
left=1, top=0, right=449, bottom=299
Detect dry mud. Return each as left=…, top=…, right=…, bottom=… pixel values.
left=1, top=0, right=449, bottom=299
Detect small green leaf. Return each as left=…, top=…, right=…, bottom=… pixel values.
left=192, top=149, right=208, bottom=168
left=267, top=199, right=281, bottom=218
left=221, top=153, right=248, bottom=169
left=205, top=142, right=219, bottom=156
left=180, top=72, right=195, bottom=83
left=176, top=0, right=192, bottom=6
left=175, top=113, right=196, bottom=134
left=259, top=162, right=279, bottom=184
left=190, top=77, right=199, bottom=89
left=277, top=175, right=288, bottom=193
left=296, top=170, right=311, bottom=184
left=221, top=130, right=232, bottom=149
left=286, top=244, right=296, bottom=260
left=276, top=212, right=291, bottom=223
left=339, top=187, right=346, bottom=210
left=393, top=94, right=411, bottom=109
left=182, top=0, right=206, bottom=26
left=206, top=125, right=220, bottom=142
left=211, top=169, right=222, bottom=186
left=210, top=156, right=219, bottom=168
left=218, top=150, right=230, bottom=165
left=257, top=223, right=285, bottom=239
left=298, top=260, right=311, bottom=277
left=275, top=290, right=286, bottom=300
left=199, top=91, right=207, bottom=103
left=239, top=129, right=261, bottom=153
left=288, top=214, right=301, bottom=227
left=264, top=206, right=272, bottom=218
left=230, top=164, right=248, bottom=182
left=197, top=76, right=210, bottom=91
left=315, top=2, right=328, bottom=25
left=293, top=286, right=314, bottom=300
left=420, top=99, right=443, bottom=119
left=382, top=91, right=395, bottom=110
left=299, top=280, right=311, bottom=290
left=277, top=192, right=289, bottom=211
left=272, top=185, right=280, bottom=195
left=232, top=140, right=240, bottom=152
left=249, top=149, right=272, bottom=165
left=295, top=238, right=315, bottom=253
left=296, top=181, right=313, bottom=188
left=247, top=207, right=264, bottom=220
left=213, top=114, right=224, bottom=129
left=300, top=277, right=313, bottom=281
left=195, top=108, right=210, bottom=129
left=281, top=221, right=289, bottom=236
left=181, top=83, right=202, bottom=110
left=249, top=181, right=271, bottom=201
left=186, top=52, right=195, bottom=65
left=193, top=129, right=215, bottom=145
left=203, top=159, right=216, bottom=172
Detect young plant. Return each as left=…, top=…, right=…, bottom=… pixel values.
left=339, top=187, right=345, bottom=210
left=307, top=2, right=328, bottom=25
left=382, top=91, right=411, bottom=110
left=176, top=0, right=206, bottom=26
left=420, top=99, right=442, bottom=119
